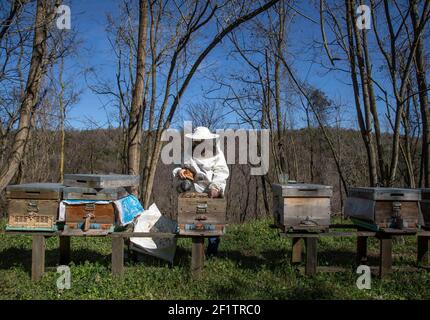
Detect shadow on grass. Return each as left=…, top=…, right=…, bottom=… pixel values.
left=0, top=241, right=198, bottom=273
left=216, top=248, right=382, bottom=272
left=67, top=249, right=110, bottom=266
left=0, top=247, right=110, bottom=273
left=203, top=265, right=338, bottom=299
left=216, top=249, right=287, bottom=271
left=127, top=245, right=191, bottom=268
left=0, top=244, right=386, bottom=277
left=286, top=281, right=338, bottom=300
left=206, top=276, right=254, bottom=299
left=318, top=249, right=379, bottom=267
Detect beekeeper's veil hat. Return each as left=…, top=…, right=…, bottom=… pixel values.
left=185, top=127, right=219, bottom=140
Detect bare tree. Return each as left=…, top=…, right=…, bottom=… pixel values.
left=318, top=0, right=430, bottom=188
left=371, top=0, right=430, bottom=186
left=184, top=102, right=226, bottom=130
left=0, top=0, right=27, bottom=42
left=127, top=0, right=148, bottom=195
left=138, top=0, right=282, bottom=208
left=0, top=0, right=61, bottom=191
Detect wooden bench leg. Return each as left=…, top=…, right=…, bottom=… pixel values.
left=59, top=236, right=71, bottom=265
left=379, top=235, right=392, bottom=278
left=292, top=237, right=302, bottom=264
left=357, top=236, right=368, bottom=265
left=417, top=236, right=429, bottom=266
left=112, top=237, right=124, bottom=276
left=191, top=237, right=205, bottom=278
left=32, top=235, right=45, bottom=281
left=305, top=237, right=317, bottom=276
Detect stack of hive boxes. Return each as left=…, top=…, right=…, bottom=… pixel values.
left=6, top=183, right=64, bottom=232
left=177, top=192, right=227, bottom=235
left=5, top=174, right=142, bottom=233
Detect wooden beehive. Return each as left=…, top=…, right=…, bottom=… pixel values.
left=64, top=203, right=116, bottom=232
left=272, top=183, right=333, bottom=232
left=6, top=183, right=63, bottom=231
left=419, top=189, right=430, bottom=229
left=64, top=174, right=139, bottom=189
left=62, top=187, right=126, bottom=232
left=345, top=187, right=423, bottom=231
left=177, top=192, right=226, bottom=235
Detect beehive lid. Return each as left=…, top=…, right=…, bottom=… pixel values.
left=64, top=174, right=139, bottom=188
left=348, top=187, right=421, bottom=201
left=6, top=183, right=64, bottom=200
left=272, top=183, right=333, bottom=197
left=62, top=187, right=128, bottom=201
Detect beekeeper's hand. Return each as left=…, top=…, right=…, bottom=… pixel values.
left=208, top=187, right=220, bottom=198
left=177, top=169, right=187, bottom=180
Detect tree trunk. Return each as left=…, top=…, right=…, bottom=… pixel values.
left=143, top=137, right=162, bottom=209
left=127, top=0, right=148, bottom=195
left=411, top=0, right=430, bottom=187
left=59, top=56, right=65, bottom=183
left=359, top=0, right=385, bottom=183
left=274, top=0, right=287, bottom=175
left=140, top=2, right=158, bottom=202
left=345, top=0, right=378, bottom=186
left=401, top=85, right=416, bottom=188
left=0, top=0, right=58, bottom=191
left=350, top=0, right=379, bottom=185
left=306, top=108, right=314, bottom=182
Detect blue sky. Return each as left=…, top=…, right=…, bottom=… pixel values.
left=62, top=0, right=360, bottom=130
left=64, top=0, right=120, bottom=128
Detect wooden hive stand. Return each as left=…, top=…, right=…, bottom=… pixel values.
left=280, top=224, right=430, bottom=278
left=1, top=229, right=224, bottom=281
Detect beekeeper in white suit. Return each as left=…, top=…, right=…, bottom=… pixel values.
left=172, top=126, right=229, bottom=256
left=172, top=126, right=229, bottom=198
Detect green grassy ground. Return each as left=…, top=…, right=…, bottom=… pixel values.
left=0, top=217, right=429, bottom=300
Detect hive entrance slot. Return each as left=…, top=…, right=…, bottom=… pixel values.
left=390, top=193, right=404, bottom=197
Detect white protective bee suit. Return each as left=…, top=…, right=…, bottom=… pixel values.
left=172, top=127, right=230, bottom=195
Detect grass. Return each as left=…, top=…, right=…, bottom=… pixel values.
left=0, top=217, right=429, bottom=300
